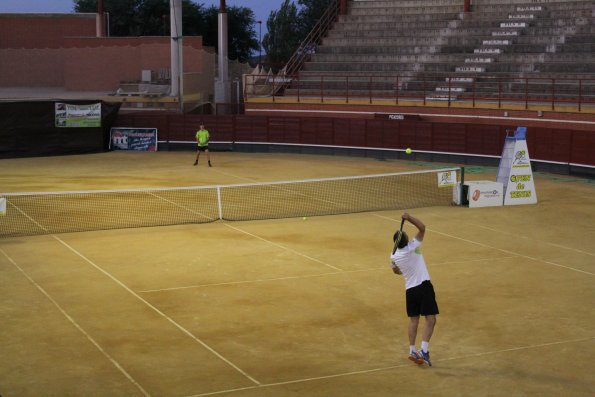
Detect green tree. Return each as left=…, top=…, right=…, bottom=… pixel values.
left=262, top=0, right=301, bottom=70
left=263, top=0, right=331, bottom=69
left=297, top=0, right=331, bottom=37
left=202, top=6, right=259, bottom=63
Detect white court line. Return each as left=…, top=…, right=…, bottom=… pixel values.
left=50, top=235, right=261, bottom=386
left=6, top=200, right=48, bottom=233
left=139, top=256, right=516, bottom=294
left=184, top=337, right=594, bottom=397
left=374, top=214, right=595, bottom=276
left=0, top=248, right=151, bottom=397
left=223, top=223, right=343, bottom=271
left=429, top=212, right=595, bottom=257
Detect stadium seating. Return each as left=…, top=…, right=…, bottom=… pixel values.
left=281, top=0, right=595, bottom=105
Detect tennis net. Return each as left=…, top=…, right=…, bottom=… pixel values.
left=0, top=167, right=461, bottom=238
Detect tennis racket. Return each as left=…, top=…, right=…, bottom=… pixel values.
left=392, top=218, right=406, bottom=255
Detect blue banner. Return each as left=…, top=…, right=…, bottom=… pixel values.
left=110, top=128, right=158, bottom=151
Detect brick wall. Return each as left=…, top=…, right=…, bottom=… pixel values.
left=0, top=14, right=207, bottom=92
left=0, top=13, right=96, bottom=49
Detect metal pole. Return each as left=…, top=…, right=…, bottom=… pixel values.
left=215, top=0, right=231, bottom=108
left=340, top=0, right=347, bottom=15
left=96, top=0, right=105, bottom=37
left=170, top=0, right=183, bottom=112
left=258, top=21, right=262, bottom=65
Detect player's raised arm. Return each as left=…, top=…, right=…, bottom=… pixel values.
left=403, top=212, right=425, bottom=242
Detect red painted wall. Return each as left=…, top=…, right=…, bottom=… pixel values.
left=0, top=14, right=205, bottom=91
left=114, top=114, right=595, bottom=167
left=0, top=14, right=96, bottom=49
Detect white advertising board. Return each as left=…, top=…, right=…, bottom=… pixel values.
left=465, top=180, right=504, bottom=208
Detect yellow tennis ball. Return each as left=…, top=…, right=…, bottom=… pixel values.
left=302, top=217, right=307, bottom=220
left=405, top=148, right=412, bottom=154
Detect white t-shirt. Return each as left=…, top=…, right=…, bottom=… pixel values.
left=390, top=238, right=431, bottom=290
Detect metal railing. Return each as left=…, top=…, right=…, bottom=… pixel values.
left=244, top=72, right=595, bottom=111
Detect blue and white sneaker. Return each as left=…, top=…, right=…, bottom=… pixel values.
left=420, top=350, right=432, bottom=367
left=408, top=351, right=424, bottom=365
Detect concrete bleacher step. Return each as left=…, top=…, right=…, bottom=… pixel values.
left=326, top=27, right=501, bottom=38
left=301, top=62, right=561, bottom=74
left=456, top=66, right=487, bottom=73
left=349, top=5, right=464, bottom=16
left=475, top=48, right=503, bottom=54
left=464, top=57, right=495, bottom=63
left=322, top=36, right=487, bottom=46
left=446, top=77, right=475, bottom=83
left=478, top=1, right=594, bottom=11
left=316, top=45, right=472, bottom=55
left=333, top=20, right=460, bottom=31
left=436, top=86, right=467, bottom=92
left=349, top=0, right=464, bottom=7
left=310, top=53, right=489, bottom=63
left=458, top=7, right=593, bottom=22
left=338, top=13, right=463, bottom=24
left=302, top=62, right=446, bottom=72
left=325, top=25, right=595, bottom=38
left=425, top=94, right=459, bottom=101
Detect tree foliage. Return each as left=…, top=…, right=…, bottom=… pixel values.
left=202, top=6, right=259, bottom=63
left=73, top=0, right=257, bottom=61
left=263, top=0, right=331, bottom=69
left=297, top=0, right=331, bottom=38
left=262, top=0, right=301, bottom=69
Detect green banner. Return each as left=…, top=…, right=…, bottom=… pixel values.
left=55, top=102, right=101, bottom=128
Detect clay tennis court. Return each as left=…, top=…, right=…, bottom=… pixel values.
left=1, top=151, right=593, bottom=397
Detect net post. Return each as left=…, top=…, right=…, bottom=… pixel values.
left=459, top=166, right=465, bottom=206
left=217, top=186, right=223, bottom=220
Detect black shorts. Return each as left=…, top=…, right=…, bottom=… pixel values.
left=405, top=280, right=439, bottom=317
left=197, top=145, right=209, bottom=152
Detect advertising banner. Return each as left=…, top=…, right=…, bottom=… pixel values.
left=465, top=180, right=504, bottom=208
left=55, top=102, right=101, bottom=128
left=109, top=128, right=158, bottom=151
left=437, top=170, right=457, bottom=188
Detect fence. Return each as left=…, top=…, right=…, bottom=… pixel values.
left=244, top=73, right=595, bottom=112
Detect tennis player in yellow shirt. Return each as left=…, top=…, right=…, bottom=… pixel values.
left=194, top=124, right=212, bottom=167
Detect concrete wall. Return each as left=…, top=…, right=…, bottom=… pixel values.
left=0, top=14, right=210, bottom=94
left=0, top=13, right=96, bottom=49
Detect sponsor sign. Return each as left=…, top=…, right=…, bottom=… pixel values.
left=437, top=170, right=457, bottom=188
left=465, top=181, right=504, bottom=208
left=55, top=102, right=101, bottom=128
left=374, top=113, right=420, bottom=121
left=504, top=141, right=537, bottom=204
left=109, top=128, right=158, bottom=152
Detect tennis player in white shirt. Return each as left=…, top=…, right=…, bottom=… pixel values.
left=390, top=212, right=438, bottom=367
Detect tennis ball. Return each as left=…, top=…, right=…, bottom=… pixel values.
left=405, top=148, right=412, bottom=154
left=302, top=217, right=307, bottom=220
